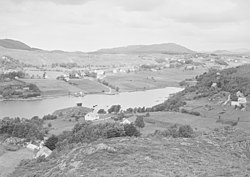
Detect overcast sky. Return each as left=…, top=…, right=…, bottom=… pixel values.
left=0, top=0, right=249, bottom=52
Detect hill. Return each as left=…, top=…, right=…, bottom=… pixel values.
left=212, top=49, right=250, bottom=55
left=0, top=55, right=24, bottom=70
left=0, top=39, right=33, bottom=51
left=95, top=43, right=195, bottom=54
left=10, top=127, right=250, bottom=177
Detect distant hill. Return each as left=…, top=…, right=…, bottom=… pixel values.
left=94, top=43, right=195, bottom=54
left=0, top=39, right=34, bottom=51
left=212, top=49, right=250, bottom=55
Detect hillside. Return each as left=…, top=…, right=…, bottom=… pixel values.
left=0, top=55, right=24, bottom=70
left=10, top=127, right=250, bottom=177
left=0, top=46, right=157, bottom=66
left=0, top=39, right=33, bottom=51
left=212, top=49, right=250, bottom=55
left=95, top=43, right=195, bottom=54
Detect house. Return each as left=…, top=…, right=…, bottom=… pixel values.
left=120, top=118, right=131, bottom=125
left=85, top=112, right=100, bottom=121
left=35, top=146, right=52, bottom=158
left=211, top=83, right=217, bottom=88
left=27, top=143, right=39, bottom=151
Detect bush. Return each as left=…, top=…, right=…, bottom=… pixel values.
left=178, top=125, right=194, bottom=138
left=42, top=114, right=57, bottom=120
left=106, top=126, right=125, bottom=138
left=124, top=124, right=140, bottom=137
left=97, top=109, right=106, bottom=114
left=134, top=116, right=145, bottom=129
left=153, top=124, right=194, bottom=138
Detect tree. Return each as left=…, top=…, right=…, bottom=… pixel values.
left=124, top=123, right=140, bottom=137
left=45, top=135, right=58, bottom=150
left=134, top=116, right=145, bottom=129
left=48, top=123, right=52, bottom=128
left=178, top=125, right=194, bottom=138
left=97, top=109, right=106, bottom=114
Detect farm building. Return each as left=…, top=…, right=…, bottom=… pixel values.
left=85, top=112, right=100, bottom=121
left=35, top=146, right=52, bottom=158
left=120, top=118, right=131, bottom=125
left=27, top=143, right=39, bottom=151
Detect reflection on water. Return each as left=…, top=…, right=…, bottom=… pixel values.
left=0, top=87, right=183, bottom=118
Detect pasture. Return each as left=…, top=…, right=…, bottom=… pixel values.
left=104, top=68, right=206, bottom=92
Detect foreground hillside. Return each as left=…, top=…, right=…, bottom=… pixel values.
left=10, top=127, right=250, bottom=177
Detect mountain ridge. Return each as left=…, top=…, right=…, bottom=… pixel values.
left=0, top=39, right=34, bottom=51
left=94, top=43, right=195, bottom=54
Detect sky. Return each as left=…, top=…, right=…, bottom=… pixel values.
left=0, top=0, right=249, bottom=52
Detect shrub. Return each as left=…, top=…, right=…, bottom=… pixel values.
left=42, top=114, right=57, bottom=120
left=178, top=125, right=194, bottom=138
left=97, top=109, right=106, bottom=114
left=48, top=123, right=52, bottom=128
left=124, top=123, right=140, bottom=137
left=106, top=126, right=125, bottom=138
left=134, top=116, right=145, bottom=129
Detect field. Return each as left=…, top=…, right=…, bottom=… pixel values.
left=44, top=119, right=80, bottom=136
left=104, top=68, right=206, bottom=92
left=20, top=79, right=82, bottom=97
left=0, top=146, right=33, bottom=177
left=69, top=79, right=109, bottom=94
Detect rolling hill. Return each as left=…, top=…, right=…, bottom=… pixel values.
left=0, top=39, right=33, bottom=51
left=94, top=43, right=195, bottom=54
left=0, top=39, right=196, bottom=66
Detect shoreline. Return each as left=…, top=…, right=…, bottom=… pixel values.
left=0, top=84, right=184, bottom=102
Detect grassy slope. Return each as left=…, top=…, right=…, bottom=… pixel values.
left=0, top=47, right=155, bottom=66
left=0, top=147, right=33, bottom=177
left=104, top=68, right=205, bottom=92
left=10, top=128, right=250, bottom=177
left=20, top=79, right=82, bottom=97
left=69, top=79, right=109, bottom=93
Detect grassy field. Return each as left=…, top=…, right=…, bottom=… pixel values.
left=44, top=119, right=80, bottom=136
left=0, top=146, right=33, bottom=177
left=69, top=79, right=109, bottom=94
left=104, top=68, right=206, bottom=92
left=20, top=79, right=82, bottom=97
left=10, top=129, right=250, bottom=177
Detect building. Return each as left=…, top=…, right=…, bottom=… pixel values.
left=85, top=112, right=100, bottom=121
left=27, top=143, right=39, bottom=151
left=120, top=118, right=131, bottom=125
left=35, top=146, right=52, bottom=158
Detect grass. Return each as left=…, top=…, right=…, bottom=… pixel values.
left=0, top=79, right=25, bottom=87
left=69, top=79, right=109, bottom=94
left=44, top=119, right=82, bottom=136
left=10, top=130, right=250, bottom=177
left=0, top=147, right=33, bottom=177
left=20, top=79, right=82, bottom=97
left=104, top=68, right=206, bottom=92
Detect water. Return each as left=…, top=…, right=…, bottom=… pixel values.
left=0, top=87, right=183, bottom=118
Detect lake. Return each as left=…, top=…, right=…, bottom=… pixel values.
left=0, top=87, right=183, bottom=118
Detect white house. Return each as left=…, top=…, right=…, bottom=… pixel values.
left=120, top=118, right=131, bottom=125
left=27, top=143, right=39, bottom=151
left=85, top=112, right=100, bottom=121
left=35, top=146, right=52, bottom=158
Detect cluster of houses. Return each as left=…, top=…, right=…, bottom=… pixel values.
left=3, top=137, right=52, bottom=159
